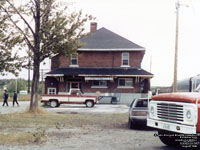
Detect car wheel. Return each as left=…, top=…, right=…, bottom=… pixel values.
left=158, top=130, right=179, bottom=147
left=50, top=100, right=59, bottom=108
left=128, top=118, right=135, bottom=129
left=85, top=100, right=94, bottom=107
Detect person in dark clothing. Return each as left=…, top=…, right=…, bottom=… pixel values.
left=3, top=89, right=9, bottom=107
left=13, top=91, right=19, bottom=107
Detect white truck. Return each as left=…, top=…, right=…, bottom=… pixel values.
left=147, top=75, right=200, bottom=148
left=41, top=89, right=98, bottom=108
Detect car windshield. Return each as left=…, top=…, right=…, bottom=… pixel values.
left=130, top=99, right=136, bottom=107
left=135, top=99, right=148, bottom=107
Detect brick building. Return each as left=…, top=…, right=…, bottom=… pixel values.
left=45, top=23, right=153, bottom=103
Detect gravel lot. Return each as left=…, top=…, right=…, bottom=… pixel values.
left=0, top=102, right=180, bottom=150
left=0, top=101, right=129, bottom=114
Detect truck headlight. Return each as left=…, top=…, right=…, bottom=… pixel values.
left=186, top=110, right=192, bottom=120
left=150, top=106, right=155, bottom=114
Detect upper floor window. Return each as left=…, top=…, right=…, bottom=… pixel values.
left=122, top=53, right=129, bottom=67
left=70, top=54, right=78, bottom=67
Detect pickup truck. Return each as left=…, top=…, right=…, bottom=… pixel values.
left=147, top=92, right=200, bottom=148
left=147, top=75, right=200, bottom=148
left=41, top=89, right=98, bottom=108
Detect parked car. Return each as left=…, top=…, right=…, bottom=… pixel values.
left=98, top=96, right=119, bottom=104
left=128, top=98, right=150, bottom=129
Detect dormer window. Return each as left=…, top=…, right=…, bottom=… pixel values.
left=121, top=52, right=130, bottom=67
left=70, top=54, right=79, bottom=67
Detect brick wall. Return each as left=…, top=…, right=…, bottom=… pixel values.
left=45, top=77, right=59, bottom=94
left=51, top=55, right=60, bottom=70
left=78, top=78, right=141, bottom=93
left=51, top=51, right=145, bottom=69
left=45, top=77, right=143, bottom=94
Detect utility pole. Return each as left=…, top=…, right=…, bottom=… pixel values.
left=173, top=1, right=188, bottom=92
left=15, top=78, right=18, bottom=92
left=40, top=69, right=49, bottom=94
left=150, top=55, right=152, bottom=73
left=173, top=1, right=180, bottom=92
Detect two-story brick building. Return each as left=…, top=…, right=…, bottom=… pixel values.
left=45, top=22, right=153, bottom=103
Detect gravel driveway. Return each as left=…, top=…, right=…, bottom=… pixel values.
left=0, top=101, right=129, bottom=114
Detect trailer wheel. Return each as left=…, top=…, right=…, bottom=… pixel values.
left=50, top=100, right=59, bottom=108
left=85, top=100, right=94, bottom=107
left=158, top=130, right=179, bottom=147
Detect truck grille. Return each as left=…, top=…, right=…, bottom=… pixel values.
left=157, top=103, right=184, bottom=123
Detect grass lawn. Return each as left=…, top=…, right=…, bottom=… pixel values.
left=0, top=110, right=127, bottom=145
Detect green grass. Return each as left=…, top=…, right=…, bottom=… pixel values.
left=0, top=132, right=35, bottom=145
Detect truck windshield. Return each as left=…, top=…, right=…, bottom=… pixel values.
left=190, top=75, right=200, bottom=92
left=71, top=90, right=82, bottom=95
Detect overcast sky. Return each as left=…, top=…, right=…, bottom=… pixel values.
left=2, top=0, right=200, bottom=87
left=68, top=0, right=200, bottom=86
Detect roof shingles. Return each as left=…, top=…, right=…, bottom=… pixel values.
left=79, top=27, right=144, bottom=50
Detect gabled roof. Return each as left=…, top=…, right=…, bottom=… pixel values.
left=46, top=67, right=153, bottom=78
left=79, top=27, right=145, bottom=51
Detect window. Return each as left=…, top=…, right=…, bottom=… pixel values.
left=118, top=78, right=133, bottom=87
left=70, top=54, right=78, bottom=67
left=122, top=53, right=129, bottom=66
left=70, top=82, right=79, bottom=89
left=71, top=89, right=82, bottom=95
left=48, top=88, right=56, bottom=94
left=92, top=80, right=107, bottom=88
left=135, top=99, right=148, bottom=107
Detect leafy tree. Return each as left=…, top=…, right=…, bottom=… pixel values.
left=0, top=79, right=11, bottom=89
left=0, top=0, right=94, bottom=111
left=0, top=1, right=24, bottom=76
left=7, top=79, right=27, bottom=94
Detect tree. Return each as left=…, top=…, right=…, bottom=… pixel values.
left=0, top=2, right=24, bottom=76
left=0, top=0, right=94, bottom=112
left=7, top=79, right=27, bottom=94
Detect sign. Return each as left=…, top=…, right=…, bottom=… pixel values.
left=85, top=77, right=113, bottom=81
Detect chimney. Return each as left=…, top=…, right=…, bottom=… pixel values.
left=90, top=22, right=97, bottom=32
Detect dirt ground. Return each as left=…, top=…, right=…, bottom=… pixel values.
left=0, top=124, right=158, bottom=150
left=0, top=103, right=179, bottom=150
left=0, top=114, right=179, bottom=150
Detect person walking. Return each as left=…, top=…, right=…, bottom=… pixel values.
left=2, top=89, right=9, bottom=107
left=13, top=90, right=19, bottom=107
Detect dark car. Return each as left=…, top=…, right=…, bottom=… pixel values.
left=128, top=98, right=150, bottom=129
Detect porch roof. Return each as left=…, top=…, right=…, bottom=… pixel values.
left=46, top=67, right=153, bottom=78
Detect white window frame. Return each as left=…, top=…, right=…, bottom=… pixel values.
left=91, top=80, right=108, bottom=88
left=70, top=54, right=79, bottom=67
left=121, top=52, right=130, bottom=67
left=48, top=88, right=56, bottom=94
left=118, top=78, right=133, bottom=88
